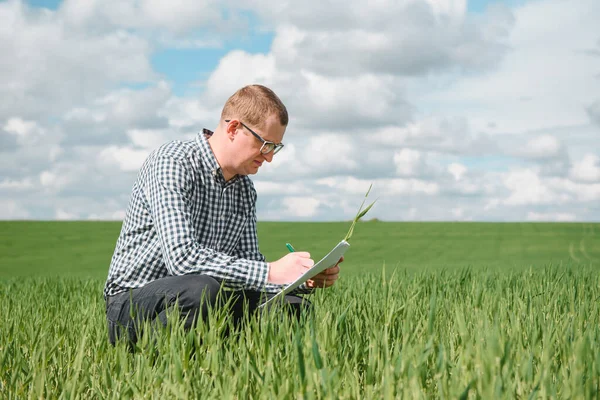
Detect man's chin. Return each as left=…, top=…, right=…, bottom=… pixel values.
left=240, top=169, right=257, bottom=176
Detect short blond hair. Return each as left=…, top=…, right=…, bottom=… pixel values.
left=221, top=85, right=288, bottom=128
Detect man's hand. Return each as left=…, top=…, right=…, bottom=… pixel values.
left=306, top=256, right=344, bottom=289
left=267, top=252, right=314, bottom=285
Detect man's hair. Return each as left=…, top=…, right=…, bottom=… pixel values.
left=221, top=84, right=288, bottom=128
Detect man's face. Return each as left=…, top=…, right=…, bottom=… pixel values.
left=228, top=115, right=286, bottom=176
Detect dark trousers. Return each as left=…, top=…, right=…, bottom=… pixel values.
left=105, top=274, right=310, bottom=346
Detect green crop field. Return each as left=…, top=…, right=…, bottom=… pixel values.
left=1, top=221, right=599, bottom=398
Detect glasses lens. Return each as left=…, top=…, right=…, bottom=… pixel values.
left=261, top=143, right=275, bottom=154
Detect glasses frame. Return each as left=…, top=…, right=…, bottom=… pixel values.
left=225, top=119, right=284, bottom=155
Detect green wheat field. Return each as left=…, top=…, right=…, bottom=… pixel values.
left=1, top=221, right=599, bottom=398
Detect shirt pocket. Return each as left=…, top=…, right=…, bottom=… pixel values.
left=219, top=212, right=249, bottom=254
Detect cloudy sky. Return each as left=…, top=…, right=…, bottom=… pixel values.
left=1, top=0, right=599, bottom=222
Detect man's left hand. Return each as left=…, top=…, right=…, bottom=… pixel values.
left=306, top=256, right=344, bottom=289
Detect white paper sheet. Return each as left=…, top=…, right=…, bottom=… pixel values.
left=259, top=240, right=350, bottom=308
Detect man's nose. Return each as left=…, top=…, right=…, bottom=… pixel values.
left=263, top=151, right=274, bottom=163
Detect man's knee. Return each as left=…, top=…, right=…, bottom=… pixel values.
left=176, top=274, right=222, bottom=312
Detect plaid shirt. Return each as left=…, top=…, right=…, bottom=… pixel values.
left=104, top=129, right=304, bottom=298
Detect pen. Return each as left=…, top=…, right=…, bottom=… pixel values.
left=285, top=243, right=295, bottom=252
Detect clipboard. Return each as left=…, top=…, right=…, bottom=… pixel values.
left=259, top=240, right=350, bottom=308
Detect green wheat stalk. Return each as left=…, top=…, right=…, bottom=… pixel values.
left=344, top=184, right=377, bottom=242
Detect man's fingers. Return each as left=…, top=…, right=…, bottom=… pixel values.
left=321, top=265, right=340, bottom=275
left=324, top=273, right=339, bottom=282
left=301, top=258, right=315, bottom=268
left=306, top=263, right=341, bottom=289
left=294, top=251, right=311, bottom=258
left=312, top=278, right=336, bottom=288
left=312, top=273, right=338, bottom=285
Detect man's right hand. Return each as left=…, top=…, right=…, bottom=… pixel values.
left=267, top=252, right=314, bottom=285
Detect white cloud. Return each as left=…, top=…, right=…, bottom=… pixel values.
left=526, top=211, right=577, bottom=222
left=162, top=97, right=219, bottom=130
left=253, top=180, right=312, bottom=196
left=282, top=196, right=321, bottom=218
left=448, top=163, right=467, bottom=181
left=421, top=0, right=600, bottom=133
left=4, top=117, right=37, bottom=137
left=451, top=207, right=473, bottom=221
left=1, top=0, right=600, bottom=222
left=502, top=169, right=559, bottom=206
left=56, top=209, right=79, bottom=220
left=156, top=35, right=222, bottom=49
left=87, top=210, right=126, bottom=220
left=259, top=134, right=364, bottom=180
left=60, top=0, right=223, bottom=34
left=394, top=148, right=424, bottom=176
left=262, top=0, right=513, bottom=77
left=570, top=154, right=600, bottom=182
left=127, top=129, right=172, bottom=150
left=39, top=171, right=72, bottom=191
left=0, top=200, right=30, bottom=219
left=518, top=135, right=562, bottom=159
left=551, top=178, right=600, bottom=203
left=387, top=178, right=439, bottom=196
left=303, top=134, right=358, bottom=172
left=289, top=72, right=406, bottom=129
left=3, top=117, right=46, bottom=146
left=424, top=0, right=466, bottom=20
left=0, top=1, right=156, bottom=120
left=205, top=51, right=277, bottom=105
left=372, top=117, right=495, bottom=155
left=98, top=146, right=151, bottom=172
left=493, top=168, right=600, bottom=209
left=0, top=178, right=35, bottom=191
left=203, top=51, right=410, bottom=130
left=253, top=143, right=301, bottom=178
left=589, top=100, right=600, bottom=126
left=62, top=83, right=172, bottom=145
left=315, top=176, right=378, bottom=196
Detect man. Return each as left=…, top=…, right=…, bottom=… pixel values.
left=104, top=84, right=342, bottom=345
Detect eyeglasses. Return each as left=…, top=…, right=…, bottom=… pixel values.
left=225, top=120, right=284, bottom=155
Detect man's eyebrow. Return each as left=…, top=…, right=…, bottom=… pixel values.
left=258, top=132, right=283, bottom=144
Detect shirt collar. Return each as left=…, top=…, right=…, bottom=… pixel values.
left=196, top=128, right=240, bottom=185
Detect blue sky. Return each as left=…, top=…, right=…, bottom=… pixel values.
left=467, top=0, right=525, bottom=13
left=22, top=0, right=512, bottom=97
left=151, top=30, right=274, bottom=96
left=1, top=0, right=599, bottom=221
left=22, top=0, right=275, bottom=96
left=25, top=0, right=60, bottom=8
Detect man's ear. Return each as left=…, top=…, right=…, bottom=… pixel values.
left=225, top=120, right=239, bottom=142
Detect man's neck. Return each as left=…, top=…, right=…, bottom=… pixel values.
left=207, top=132, right=237, bottom=181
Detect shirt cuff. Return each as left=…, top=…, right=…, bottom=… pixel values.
left=293, top=282, right=315, bottom=295
left=249, top=260, right=270, bottom=291
left=256, top=264, right=315, bottom=294
left=263, top=282, right=315, bottom=295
